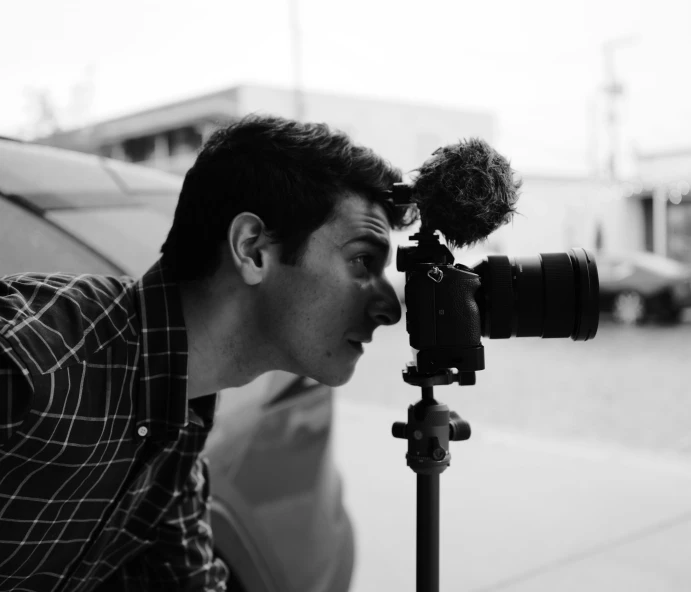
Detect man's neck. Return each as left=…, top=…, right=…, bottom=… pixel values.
left=178, top=278, right=271, bottom=399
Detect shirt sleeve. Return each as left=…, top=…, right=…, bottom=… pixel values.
left=0, top=338, right=33, bottom=445
left=119, top=456, right=230, bottom=591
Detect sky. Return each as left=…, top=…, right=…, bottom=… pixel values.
left=2, top=0, right=691, bottom=176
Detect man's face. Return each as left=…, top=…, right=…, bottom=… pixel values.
left=255, top=193, right=402, bottom=386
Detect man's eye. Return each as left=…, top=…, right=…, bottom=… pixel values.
left=352, top=255, right=374, bottom=270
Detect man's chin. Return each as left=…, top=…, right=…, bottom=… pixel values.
left=308, top=365, right=357, bottom=388
left=323, top=376, right=351, bottom=388
left=294, top=351, right=361, bottom=388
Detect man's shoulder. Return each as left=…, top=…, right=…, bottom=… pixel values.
left=0, top=272, right=139, bottom=375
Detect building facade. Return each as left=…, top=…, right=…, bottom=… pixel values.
left=484, top=175, right=625, bottom=257
left=38, top=84, right=496, bottom=179
left=484, top=161, right=691, bottom=264
left=626, top=149, right=691, bottom=264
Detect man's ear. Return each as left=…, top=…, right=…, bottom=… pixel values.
left=227, top=213, right=276, bottom=285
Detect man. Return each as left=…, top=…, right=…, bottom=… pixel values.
left=0, top=115, right=416, bottom=591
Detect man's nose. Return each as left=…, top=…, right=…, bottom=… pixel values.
left=369, top=279, right=402, bottom=326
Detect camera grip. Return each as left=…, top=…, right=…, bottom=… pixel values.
left=405, top=265, right=482, bottom=350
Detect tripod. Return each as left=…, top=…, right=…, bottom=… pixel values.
left=392, top=366, right=473, bottom=592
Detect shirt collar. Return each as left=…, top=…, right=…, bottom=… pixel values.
left=133, top=258, right=214, bottom=442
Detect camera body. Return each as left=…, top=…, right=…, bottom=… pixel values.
left=398, top=231, right=485, bottom=375
left=397, top=228, right=600, bottom=378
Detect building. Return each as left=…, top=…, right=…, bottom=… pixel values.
left=38, top=83, right=495, bottom=178
left=483, top=157, right=691, bottom=264
left=484, top=174, right=624, bottom=256
left=624, top=149, right=691, bottom=264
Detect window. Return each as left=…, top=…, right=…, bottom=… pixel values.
left=0, top=198, right=120, bottom=276
left=668, top=202, right=691, bottom=264
left=122, top=135, right=156, bottom=163
left=166, top=126, right=203, bottom=157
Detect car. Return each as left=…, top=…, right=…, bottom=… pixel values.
left=596, top=250, right=691, bottom=325
left=0, top=137, right=354, bottom=592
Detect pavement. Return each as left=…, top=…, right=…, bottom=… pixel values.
left=333, top=398, right=691, bottom=592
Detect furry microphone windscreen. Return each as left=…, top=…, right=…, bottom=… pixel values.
left=411, top=138, right=522, bottom=250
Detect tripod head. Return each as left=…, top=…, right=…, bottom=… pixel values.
left=392, top=365, right=471, bottom=474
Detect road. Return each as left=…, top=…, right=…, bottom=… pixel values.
left=334, top=314, right=691, bottom=591
left=332, top=398, right=691, bottom=592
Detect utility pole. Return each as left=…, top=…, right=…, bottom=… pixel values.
left=66, top=64, right=96, bottom=130
left=602, top=37, right=636, bottom=181
left=288, top=0, right=306, bottom=121
left=587, top=98, right=599, bottom=177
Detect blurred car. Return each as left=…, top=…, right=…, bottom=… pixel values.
left=597, top=250, right=691, bottom=325
left=0, top=137, right=354, bottom=592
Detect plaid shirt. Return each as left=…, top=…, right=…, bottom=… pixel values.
left=0, top=260, right=229, bottom=591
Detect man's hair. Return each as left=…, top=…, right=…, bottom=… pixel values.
left=160, top=114, right=417, bottom=281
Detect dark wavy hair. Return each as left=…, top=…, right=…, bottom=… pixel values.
left=161, top=114, right=416, bottom=280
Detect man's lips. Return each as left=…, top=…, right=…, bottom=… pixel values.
left=347, top=339, right=365, bottom=353
left=348, top=334, right=373, bottom=345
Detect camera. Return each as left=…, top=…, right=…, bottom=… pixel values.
left=397, top=227, right=600, bottom=377
left=387, top=140, right=601, bottom=589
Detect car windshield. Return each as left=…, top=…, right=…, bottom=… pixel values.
left=47, top=206, right=174, bottom=277
left=0, top=141, right=124, bottom=197
left=101, top=158, right=182, bottom=194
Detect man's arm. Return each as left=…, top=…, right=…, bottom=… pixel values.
left=118, top=456, right=230, bottom=591
left=0, top=339, right=33, bottom=445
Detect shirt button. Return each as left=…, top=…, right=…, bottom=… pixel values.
left=137, top=426, right=148, bottom=437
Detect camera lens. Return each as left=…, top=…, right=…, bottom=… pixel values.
left=472, top=248, right=599, bottom=341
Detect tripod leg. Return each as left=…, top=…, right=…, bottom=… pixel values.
left=417, top=473, right=440, bottom=592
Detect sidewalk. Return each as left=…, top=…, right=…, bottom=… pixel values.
left=333, top=398, right=691, bottom=592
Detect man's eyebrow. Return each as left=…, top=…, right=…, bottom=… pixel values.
left=342, top=234, right=391, bottom=253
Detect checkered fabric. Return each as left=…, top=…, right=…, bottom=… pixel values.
left=0, top=260, right=228, bottom=591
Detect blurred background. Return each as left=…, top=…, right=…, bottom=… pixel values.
left=4, top=0, right=691, bottom=265
left=2, top=1, right=691, bottom=590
